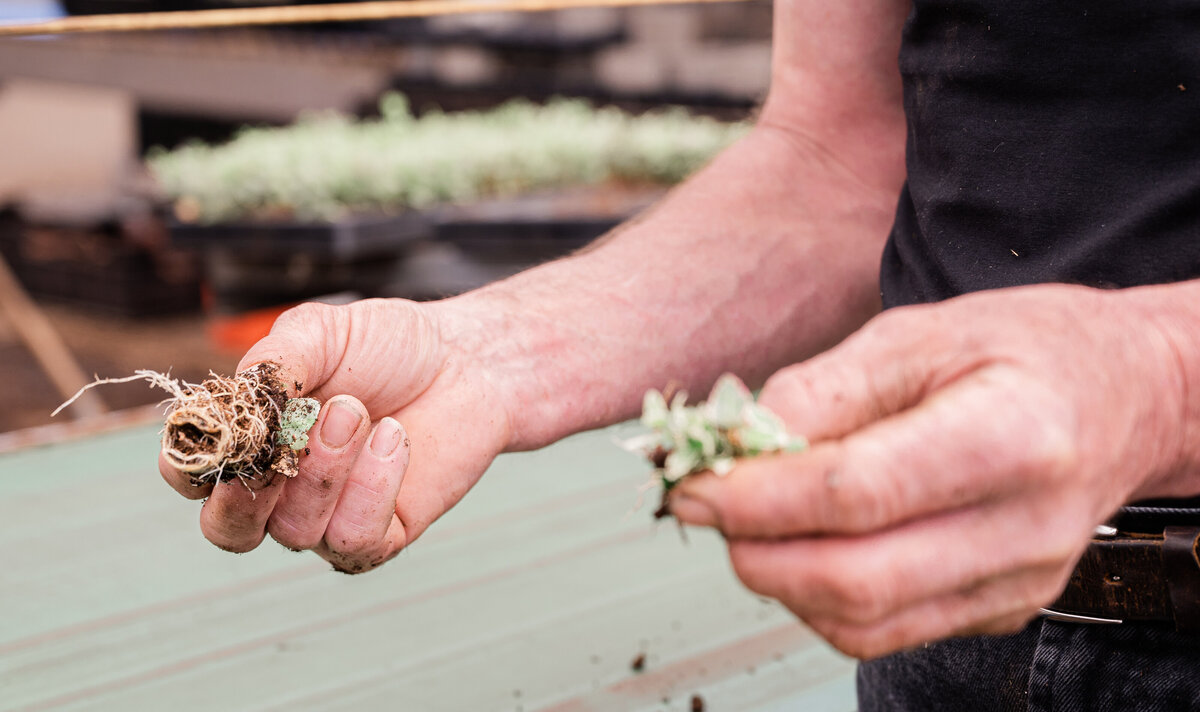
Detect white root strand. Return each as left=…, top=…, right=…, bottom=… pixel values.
left=54, top=367, right=281, bottom=484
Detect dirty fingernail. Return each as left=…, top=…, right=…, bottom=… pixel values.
left=669, top=494, right=718, bottom=528
left=320, top=399, right=363, bottom=449
left=369, top=417, right=407, bottom=458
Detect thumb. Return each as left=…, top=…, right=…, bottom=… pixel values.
left=237, top=302, right=346, bottom=399
left=759, top=306, right=962, bottom=444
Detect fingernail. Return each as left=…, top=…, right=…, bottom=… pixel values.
left=320, top=399, right=363, bottom=448
left=669, top=494, right=718, bottom=528
left=369, top=417, right=407, bottom=457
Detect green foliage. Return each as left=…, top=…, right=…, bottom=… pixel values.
left=625, top=374, right=808, bottom=491
left=276, top=398, right=321, bottom=451
left=149, top=94, right=750, bottom=223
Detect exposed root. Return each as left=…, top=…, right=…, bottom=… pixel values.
left=56, top=363, right=295, bottom=486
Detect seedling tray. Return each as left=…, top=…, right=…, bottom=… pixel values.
left=0, top=217, right=201, bottom=318
left=169, top=212, right=432, bottom=261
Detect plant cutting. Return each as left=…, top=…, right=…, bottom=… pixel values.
left=54, top=363, right=320, bottom=488
left=623, top=374, right=807, bottom=518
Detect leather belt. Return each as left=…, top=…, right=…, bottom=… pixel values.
left=1041, top=525, right=1200, bottom=632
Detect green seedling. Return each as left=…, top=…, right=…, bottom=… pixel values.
left=623, top=373, right=807, bottom=517
left=276, top=397, right=321, bottom=451
left=151, top=94, right=749, bottom=223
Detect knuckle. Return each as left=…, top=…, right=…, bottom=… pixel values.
left=728, top=544, right=771, bottom=594
left=825, top=442, right=900, bottom=533
left=825, top=568, right=886, bottom=616
left=163, top=472, right=211, bottom=500
left=724, top=545, right=763, bottom=588
left=1023, top=417, right=1079, bottom=479
left=339, top=477, right=393, bottom=513
left=721, top=472, right=785, bottom=536
left=1030, top=527, right=1086, bottom=571
left=844, top=586, right=897, bottom=626
left=324, top=520, right=390, bottom=563
left=817, top=622, right=881, bottom=660
left=761, top=363, right=805, bottom=394
left=201, top=520, right=261, bottom=554
left=829, top=471, right=893, bottom=533
left=862, top=308, right=919, bottom=344
left=803, top=558, right=878, bottom=613
left=200, top=500, right=265, bottom=553
left=159, top=456, right=211, bottom=500
left=327, top=531, right=377, bottom=558
left=277, top=301, right=336, bottom=331
left=267, top=515, right=322, bottom=552
left=759, top=366, right=813, bottom=412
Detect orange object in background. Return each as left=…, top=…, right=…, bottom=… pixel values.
left=203, top=288, right=361, bottom=354
left=204, top=291, right=292, bottom=354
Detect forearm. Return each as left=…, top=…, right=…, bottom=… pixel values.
left=431, top=119, right=905, bottom=450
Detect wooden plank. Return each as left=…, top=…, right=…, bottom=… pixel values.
left=0, top=253, right=105, bottom=418
left=0, top=0, right=756, bottom=37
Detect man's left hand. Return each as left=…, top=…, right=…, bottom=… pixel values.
left=668, top=283, right=1197, bottom=658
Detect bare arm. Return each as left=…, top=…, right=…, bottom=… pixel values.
left=437, top=0, right=911, bottom=450
left=164, top=0, right=913, bottom=566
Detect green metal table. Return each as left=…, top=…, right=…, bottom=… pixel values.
left=0, top=424, right=855, bottom=711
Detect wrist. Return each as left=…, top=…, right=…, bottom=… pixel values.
left=426, top=287, right=596, bottom=452
left=1119, top=281, right=1200, bottom=499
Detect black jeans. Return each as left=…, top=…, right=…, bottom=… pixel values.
left=858, top=619, right=1200, bottom=711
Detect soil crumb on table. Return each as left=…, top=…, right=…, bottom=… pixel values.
left=631, top=652, right=647, bottom=672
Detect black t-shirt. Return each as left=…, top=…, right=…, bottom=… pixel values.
left=880, top=1, right=1200, bottom=523
left=881, top=0, right=1200, bottom=308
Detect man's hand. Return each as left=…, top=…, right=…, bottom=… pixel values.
left=668, top=283, right=1197, bottom=658
left=159, top=298, right=513, bottom=573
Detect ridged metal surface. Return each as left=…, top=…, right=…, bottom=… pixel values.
left=0, top=423, right=855, bottom=711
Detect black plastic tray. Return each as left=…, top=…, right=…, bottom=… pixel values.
left=0, top=217, right=202, bottom=318
left=169, top=212, right=432, bottom=261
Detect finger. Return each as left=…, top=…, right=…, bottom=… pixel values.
left=236, top=301, right=348, bottom=398
left=159, top=451, right=213, bottom=500
left=384, top=371, right=510, bottom=547
left=198, top=466, right=288, bottom=553
left=267, top=395, right=370, bottom=551
left=759, top=305, right=966, bottom=443
left=725, top=495, right=1089, bottom=626
left=318, top=417, right=411, bottom=573
left=238, top=299, right=443, bottom=413
left=671, top=365, right=1076, bottom=537
left=802, top=565, right=1065, bottom=660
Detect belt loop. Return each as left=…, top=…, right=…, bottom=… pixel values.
left=1162, top=526, right=1200, bottom=633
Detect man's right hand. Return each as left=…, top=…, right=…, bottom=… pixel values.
left=158, top=298, right=513, bottom=573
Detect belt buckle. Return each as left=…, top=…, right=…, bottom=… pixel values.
left=1038, top=525, right=1124, bottom=625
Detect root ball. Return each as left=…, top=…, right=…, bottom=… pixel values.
left=56, top=362, right=307, bottom=487
left=161, top=363, right=292, bottom=484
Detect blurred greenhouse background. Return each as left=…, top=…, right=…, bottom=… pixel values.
left=0, top=0, right=770, bottom=433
